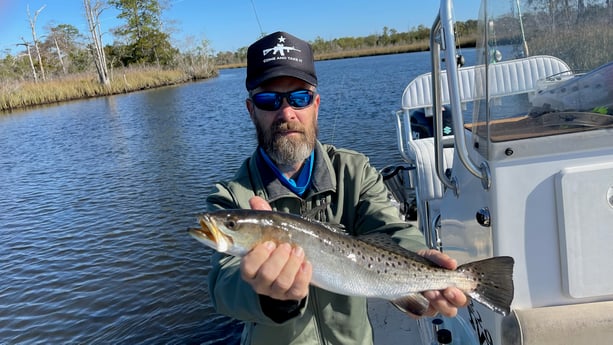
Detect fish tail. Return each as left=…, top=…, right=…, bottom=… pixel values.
left=458, top=256, right=514, bottom=316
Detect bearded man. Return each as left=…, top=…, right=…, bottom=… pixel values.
left=205, top=31, right=467, bottom=345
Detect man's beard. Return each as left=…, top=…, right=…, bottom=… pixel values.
left=255, top=118, right=317, bottom=167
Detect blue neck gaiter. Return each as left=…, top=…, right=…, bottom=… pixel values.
left=258, top=147, right=314, bottom=196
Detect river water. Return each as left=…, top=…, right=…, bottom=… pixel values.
left=0, top=50, right=475, bottom=344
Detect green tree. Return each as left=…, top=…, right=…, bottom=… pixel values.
left=175, top=35, right=214, bottom=78
left=43, top=24, right=85, bottom=75
left=108, top=0, right=178, bottom=66
left=0, top=53, right=32, bottom=81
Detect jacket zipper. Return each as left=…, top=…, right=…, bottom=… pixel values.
left=310, top=287, right=326, bottom=345
left=300, top=199, right=326, bottom=345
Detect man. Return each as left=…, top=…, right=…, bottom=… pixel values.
left=206, top=31, right=466, bottom=345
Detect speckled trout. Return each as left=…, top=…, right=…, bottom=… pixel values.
left=189, top=209, right=514, bottom=316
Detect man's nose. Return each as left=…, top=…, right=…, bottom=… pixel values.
left=275, top=99, right=297, bottom=121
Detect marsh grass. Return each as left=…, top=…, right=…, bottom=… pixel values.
left=1, top=67, right=217, bottom=112
left=318, top=36, right=478, bottom=61
left=218, top=36, right=478, bottom=69
left=1, top=35, right=480, bottom=112
left=527, top=23, right=612, bottom=72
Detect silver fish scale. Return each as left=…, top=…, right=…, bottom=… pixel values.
left=259, top=213, right=477, bottom=298
left=300, top=228, right=477, bottom=298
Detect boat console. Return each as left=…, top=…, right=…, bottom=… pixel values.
left=384, top=0, right=613, bottom=344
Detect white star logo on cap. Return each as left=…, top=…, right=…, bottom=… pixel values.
left=262, top=36, right=301, bottom=56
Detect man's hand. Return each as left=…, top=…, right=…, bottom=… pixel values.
left=418, top=249, right=470, bottom=317
left=239, top=196, right=312, bottom=301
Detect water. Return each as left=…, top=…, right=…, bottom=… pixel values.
left=0, top=50, right=474, bottom=344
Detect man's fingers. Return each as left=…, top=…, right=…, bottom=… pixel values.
left=241, top=241, right=276, bottom=281
left=253, top=243, right=292, bottom=288
left=444, top=287, right=469, bottom=308
left=282, top=253, right=312, bottom=300
left=249, top=196, right=272, bottom=211
left=418, top=249, right=457, bottom=270
left=268, top=244, right=302, bottom=294
left=241, top=242, right=310, bottom=301
left=423, top=288, right=467, bottom=317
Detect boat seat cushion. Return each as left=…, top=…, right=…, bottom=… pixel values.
left=408, top=137, right=454, bottom=202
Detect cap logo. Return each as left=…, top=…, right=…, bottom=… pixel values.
left=246, top=31, right=316, bottom=90
left=262, top=35, right=302, bottom=63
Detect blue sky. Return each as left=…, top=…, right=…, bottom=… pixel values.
left=1, top=0, right=481, bottom=55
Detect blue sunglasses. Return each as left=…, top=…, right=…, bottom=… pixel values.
left=250, top=89, right=316, bottom=111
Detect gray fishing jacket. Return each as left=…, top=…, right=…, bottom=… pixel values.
left=206, top=140, right=426, bottom=345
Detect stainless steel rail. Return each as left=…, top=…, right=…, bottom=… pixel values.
left=430, top=0, right=490, bottom=191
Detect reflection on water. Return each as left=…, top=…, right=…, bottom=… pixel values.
left=0, top=50, right=474, bottom=344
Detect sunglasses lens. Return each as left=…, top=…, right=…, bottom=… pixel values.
left=252, top=92, right=280, bottom=111
left=288, top=90, right=313, bottom=108
left=252, top=90, right=314, bottom=111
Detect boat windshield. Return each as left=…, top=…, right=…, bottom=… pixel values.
left=469, top=0, right=613, bottom=143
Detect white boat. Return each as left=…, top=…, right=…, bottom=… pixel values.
left=371, top=0, right=613, bottom=344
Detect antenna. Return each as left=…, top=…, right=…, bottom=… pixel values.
left=250, top=0, right=265, bottom=37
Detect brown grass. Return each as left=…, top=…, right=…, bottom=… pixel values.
left=217, top=36, right=478, bottom=70
left=0, top=67, right=217, bottom=112
left=527, top=24, right=612, bottom=72
left=1, top=36, right=481, bottom=111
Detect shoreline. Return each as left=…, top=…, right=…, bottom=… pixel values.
left=218, top=39, right=477, bottom=69
left=0, top=68, right=218, bottom=113
left=1, top=39, right=477, bottom=113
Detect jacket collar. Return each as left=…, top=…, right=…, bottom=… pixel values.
left=249, top=140, right=336, bottom=202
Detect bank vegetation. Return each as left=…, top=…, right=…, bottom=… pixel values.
left=1, top=0, right=216, bottom=112
left=2, top=0, right=610, bottom=113
left=1, top=18, right=477, bottom=112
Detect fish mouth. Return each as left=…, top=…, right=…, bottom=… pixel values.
left=188, top=214, right=232, bottom=252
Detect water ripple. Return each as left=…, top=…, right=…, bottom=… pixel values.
left=0, top=52, right=478, bottom=344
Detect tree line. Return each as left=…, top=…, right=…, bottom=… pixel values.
left=213, top=21, right=478, bottom=66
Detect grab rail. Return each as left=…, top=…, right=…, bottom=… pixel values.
left=430, top=0, right=490, bottom=191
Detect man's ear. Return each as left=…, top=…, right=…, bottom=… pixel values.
left=246, top=98, right=256, bottom=120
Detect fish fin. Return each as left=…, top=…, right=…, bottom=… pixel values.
left=323, top=222, right=347, bottom=233
left=301, top=202, right=346, bottom=233
left=459, top=256, right=515, bottom=316
left=305, top=218, right=347, bottom=234
left=302, top=202, right=329, bottom=220
left=296, top=208, right=347, bottom=234
left=390, top=293, right=430, bottom=316
left=304, top=220, right=346, bottom=234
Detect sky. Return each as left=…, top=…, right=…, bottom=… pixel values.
left=0, top=0, right=481, bottom=56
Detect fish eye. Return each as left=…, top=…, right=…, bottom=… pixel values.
left=225, top=220, right=237, bottom=229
